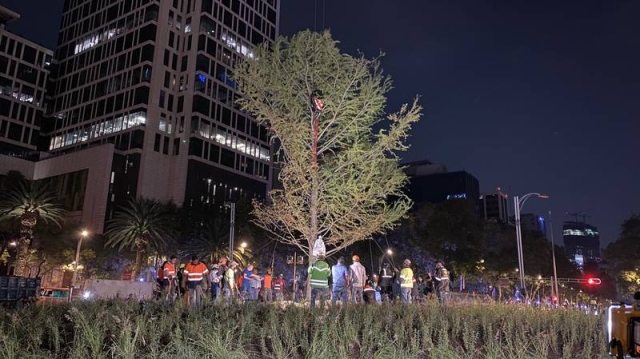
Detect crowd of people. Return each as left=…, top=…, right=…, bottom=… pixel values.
left=155, top=254, right=453, bottom=309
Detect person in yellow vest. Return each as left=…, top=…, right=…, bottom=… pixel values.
left=399, top=259, right=414, bottom=304
left=181, top=256, right=209, bottom=308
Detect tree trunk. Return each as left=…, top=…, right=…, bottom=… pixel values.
left=14, top=213, right=36, bottom=277
left=132, top=239, right=145, bottom=281
left=13, top=237, right=31, bottom=277
left=307, top=109, right=320, bottom=302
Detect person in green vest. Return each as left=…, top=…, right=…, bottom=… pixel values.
left=399, top=259, right=414, bottom=304
left=308, top=254, right=331, bottom=308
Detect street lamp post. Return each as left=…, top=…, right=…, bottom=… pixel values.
left=514, top=193, right=548, bottom=297
left=224, top=202, right=236, bottom=260
left=548, top=211, right=560, bottom=304
left=70, top=230, right=89, bottom=301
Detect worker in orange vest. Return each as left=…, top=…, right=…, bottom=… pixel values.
left=160, top=255, right=177, bottom=301
left=181, top=256, right=209, bottom=308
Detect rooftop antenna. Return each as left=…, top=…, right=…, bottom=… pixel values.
left=564, top=209, right=593, bottom=223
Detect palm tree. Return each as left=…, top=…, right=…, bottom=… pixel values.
left=105, top=197, right=175, bottom=280
left=0, top=179, right=65, bottom=277
left=182, top=215, right=253, bottom=268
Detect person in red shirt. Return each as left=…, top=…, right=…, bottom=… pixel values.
left=273, top=273, right=286, bottom=301
left=181, top=256, right=209, bottom=308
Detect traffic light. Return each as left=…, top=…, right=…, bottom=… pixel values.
left=586, top=277, right=601, bottom=285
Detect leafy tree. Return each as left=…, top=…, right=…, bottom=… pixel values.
left=410, top=199, right=485, bottom=275
left=0, top=177, right=65, bottom=276
left=233, top=30, right=421, bottom=263
left=105, top=197, right=176, bottom=279
left=603, top=214, right=640, bottom=296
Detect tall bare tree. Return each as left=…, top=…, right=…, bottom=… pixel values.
left=233, top=31, right=421, bottom=261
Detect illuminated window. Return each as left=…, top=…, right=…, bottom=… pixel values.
left=50, top=111, right=147, bottom=150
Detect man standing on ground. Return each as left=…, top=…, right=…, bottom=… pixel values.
left=215, top=258, right=228, bottom=303
left=242, top=264, right=256, bottom=300
left=263, top=268, right=273, bottom=303
left=161, top=255, right=177, bottom=301
left=273, top=273, right=285, bottom=301
left=434, top=260, right=450, bottom=306
left=399, top=259, right=413, bottom=304
left=350, top=255, right=367, bottom=304
left=224, top=261, right=238, bottom=301
left=209, top=263, right=221, bottom=300
left=331, top=256, right=349, bottom=306
left=182, top=256, right=209, bottom=308
left=378, top=262, right=394, bottom=302
left=308, top=254, right=331, bottom=308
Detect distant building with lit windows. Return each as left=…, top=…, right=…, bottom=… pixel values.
left=0, top=1, right=280, bottom=233
left=563, top=221, right=600, bottom=267
left=404, top=160, right=480, bottom=204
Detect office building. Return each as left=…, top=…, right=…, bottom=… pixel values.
left=479, top=191, right=509, bottom=223
left=0, top=6, right=53, bottom=155
left=404, top=161, right=479, bottom=204
left=0, top=0, right=280, bottom=234
left=563, top=221, right=601, bottom=267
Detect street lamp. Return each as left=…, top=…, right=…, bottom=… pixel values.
left=70, top=229, right=89, bottom=301
left=514, top=193, right=548, bottom=297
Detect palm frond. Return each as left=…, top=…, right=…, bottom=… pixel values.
left=105, top=197, right=175, bottom=253
left=0, top=179, right=65, bottom=227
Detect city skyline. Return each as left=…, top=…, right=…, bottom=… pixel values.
left=2, top=0, right=638, bottom=246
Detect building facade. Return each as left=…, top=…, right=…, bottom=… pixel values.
left=519, top=213, right=546, bottom=236
left=0, top=6, right=53, bottom=156
left=0, top=0, right=280, bottom=234
left=479, top=191, right=509, bottom=223
left=404, top=161, right=479, bottom=204
left=563, top=221, right=601, bottom=267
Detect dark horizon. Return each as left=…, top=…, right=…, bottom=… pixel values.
left=2, top=0, right=638, bottom=248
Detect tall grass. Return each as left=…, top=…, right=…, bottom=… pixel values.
left=0, top=301, right=604, bottom=358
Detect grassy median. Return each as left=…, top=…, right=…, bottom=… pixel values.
left=0, top=300, right=604, bottom=359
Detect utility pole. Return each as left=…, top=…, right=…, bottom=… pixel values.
left=548, top=211, right=560, bottom=304
left=224, top=202, right=236, bottom=260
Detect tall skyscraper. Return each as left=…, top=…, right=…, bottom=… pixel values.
left=0, top=0, right=280, bottom=233
left=563, top=221, right=600, bottom=267
left=0, top=6, right=53, bottom=155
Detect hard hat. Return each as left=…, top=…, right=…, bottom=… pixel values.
left=352, top=255, right=360, bottom=262
left=403, top=259, right=411, bottom=267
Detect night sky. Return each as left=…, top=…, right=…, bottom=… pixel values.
left=2, top=0, right=639, bottom=247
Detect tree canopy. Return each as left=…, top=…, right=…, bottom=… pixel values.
left=603, top=214, right=640, bottom=295
left=233, top=30, right=421, bottom=258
